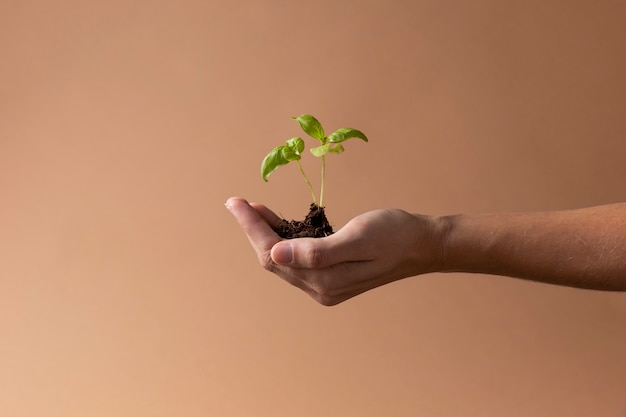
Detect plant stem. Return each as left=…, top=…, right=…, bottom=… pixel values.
left=296, top=160, right=317, bottom=206
left=319, top=155, right=326, bottom=207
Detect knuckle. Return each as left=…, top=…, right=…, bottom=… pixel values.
left=259, top=252, right=276, bottom=272
left=303, top=243, right=325, bottom=268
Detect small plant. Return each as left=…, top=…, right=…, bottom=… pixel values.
left=261, top=114, right=368, bottom=207
left=260, top=114, right=368, bottom=238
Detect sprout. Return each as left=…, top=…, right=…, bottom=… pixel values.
left=261, top=114, right=368, bottom=207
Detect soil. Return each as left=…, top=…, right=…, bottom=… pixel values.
left=273, top=203, right=334, bottom=239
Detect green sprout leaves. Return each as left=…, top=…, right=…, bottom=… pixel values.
left=310, top=128, right=368, bottom=157
left=326, top=127, right=368, bottom=144
left=292, top=114, right=325, bottom=141
left=260, top=114, right=368, bottom=206
left=309, top=143, right=344, bottom=157
left=261, top=137, right=304, bottom=182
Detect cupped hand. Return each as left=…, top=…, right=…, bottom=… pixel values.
left=226, top=197, right=445, bottom=305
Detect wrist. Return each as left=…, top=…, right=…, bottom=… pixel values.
left=406, top=212, right=452, bottom=275
left=437, top=213, right=469, bottom=274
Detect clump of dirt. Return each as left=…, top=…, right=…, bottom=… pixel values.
left=273, top=203, right=334, bottom=239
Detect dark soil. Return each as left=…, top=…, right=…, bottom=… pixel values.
left=273, top=203, right=334, bottom=239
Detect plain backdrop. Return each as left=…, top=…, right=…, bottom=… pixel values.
left=1, top=1, right=625, bottom=416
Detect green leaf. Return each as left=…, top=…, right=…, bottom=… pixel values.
left=281, top=147, right=300, bottom=161
left=310, top=144, right=329, bottom=157
left=328, top=143, right=344, bottom=154
left=292, top=114, right=325, bottom=142
left=261, top=146, right=290, bottom=181
left=310, top=143, right=345, bottom=157
left=285, top=137, right=305, bottom=154
left=326, top=127, right=368, bottom=143
left=261, top=137, right=306, bottom=181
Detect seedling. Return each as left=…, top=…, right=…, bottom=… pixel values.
left=261, top=114, right=368, bottom=208
left=260, top=114, right=368, bottom=238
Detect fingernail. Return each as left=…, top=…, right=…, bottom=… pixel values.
left=224, top=198, right=233, bottom=212
left=272, top=242, right=293, bottom=265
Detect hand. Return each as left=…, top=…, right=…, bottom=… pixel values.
left=226, top=197, right=446, bottom=305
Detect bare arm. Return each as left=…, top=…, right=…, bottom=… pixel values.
left=441, top=203, right=626, bottom=291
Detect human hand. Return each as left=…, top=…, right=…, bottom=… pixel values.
left=226, top=197, right=446, bottom=306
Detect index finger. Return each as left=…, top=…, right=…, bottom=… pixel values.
left=226, top=197, right=282, bottom=262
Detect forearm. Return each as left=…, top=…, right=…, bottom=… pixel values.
left=439, top=203, right=626, bottom=290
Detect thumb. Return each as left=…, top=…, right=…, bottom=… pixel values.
left=271, top=233, right=366, bottom=268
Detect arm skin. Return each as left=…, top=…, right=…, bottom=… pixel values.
left=441, top=203, right=626, bottom=291
left=226, top=197, right=625, bottom=306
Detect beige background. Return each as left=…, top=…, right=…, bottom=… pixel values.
left=1, top=1, right=625, bottom=416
